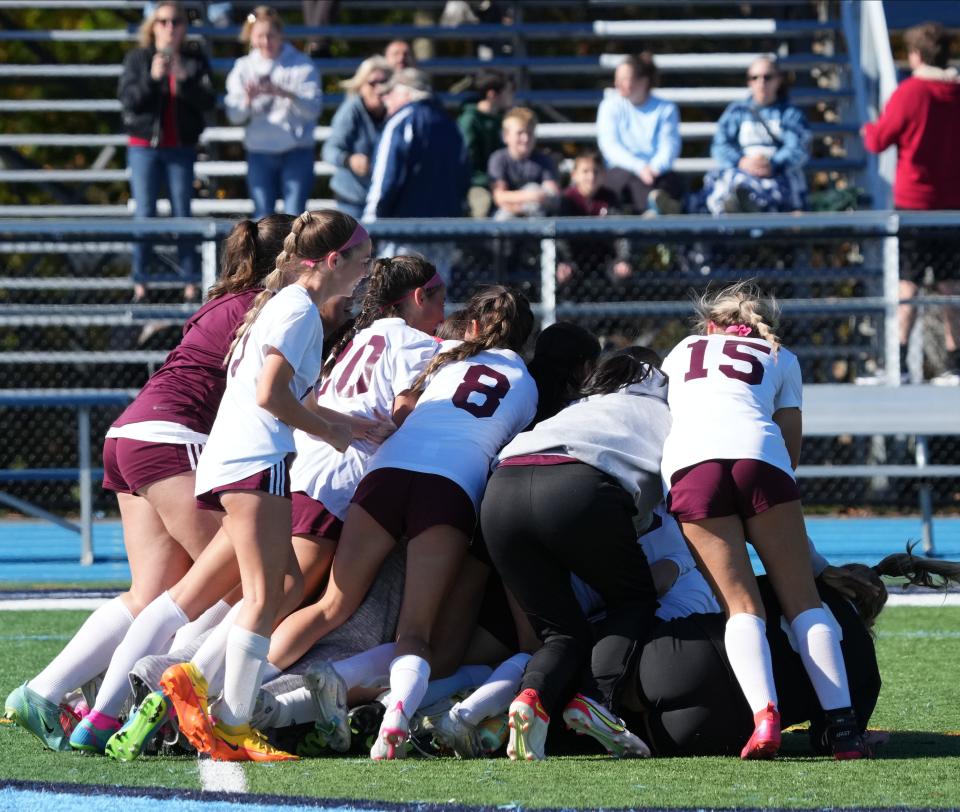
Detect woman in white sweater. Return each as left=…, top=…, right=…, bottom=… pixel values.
left=225, top=6, right=322, bottom=219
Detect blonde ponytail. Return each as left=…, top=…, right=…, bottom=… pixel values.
left=694, top=280, right=783, bottom=356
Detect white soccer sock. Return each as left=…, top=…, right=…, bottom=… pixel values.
left=261, top=662, right=282, bottom=684
left=385, top=654, right=431, bottom=719
left=272, top=687, right=316, bottom=727
left=169, top=600, right=231, bottom=653
left=190, top=601, right=242, bottom=682
left=217, top=626, right=271, bottom=728
left=455, top=653, right=531, bottom=727
left=332, top=642, right=396, bottom=690
left=420, top=664, right=493, bottom=708
left=789, top=607, right=852, bottom=711
left=724, top=612, right=778, bottom=715
left=28, top=596, right=134, bottom=704
left=93, top=591, right=188, bottom=718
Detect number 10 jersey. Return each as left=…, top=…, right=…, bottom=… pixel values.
left=660, top=333, right=803, bottom=490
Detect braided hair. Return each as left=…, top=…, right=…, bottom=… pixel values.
left=694, top=280, right=783, bottom=355
left=320, top=255, right=439, bottom=379
left=225, top=209, right=359, bottom=365
left=411, top=285, right=533, bottom=393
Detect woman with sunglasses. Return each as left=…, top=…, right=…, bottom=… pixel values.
left=700, top=55, right=810, bottom=215
left=119, top=0, right=215, bottom=304
left=323, top=56, right=393, bottom=219
left=225, top=6, right=323, bottom=221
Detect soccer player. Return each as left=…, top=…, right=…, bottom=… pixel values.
left=659, top=280, right=869, bottom=760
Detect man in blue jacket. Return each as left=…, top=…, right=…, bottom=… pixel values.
left=363, top=68, right=469, bottom=283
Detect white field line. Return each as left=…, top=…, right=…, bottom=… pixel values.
left=198, top=757, right=247, bottom=793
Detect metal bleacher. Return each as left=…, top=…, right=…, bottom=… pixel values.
left=0, top=0, right=863, bottom=216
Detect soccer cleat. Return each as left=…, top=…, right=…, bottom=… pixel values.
left=69, top=710, right=121, bottom=754
left=347, top=702, right=386, bottom=755
left=370, top=701, right=410, bottom=760
left=207, top=720, right=299, bottom=762
left=4, top=682, right=72, bottom=752
left=105, top=690, right=171, bottom=762
left=477, top=713, right=509, bottom=755
left=159, top=662, right=214, bottom=753
left=562, top=693, right=651, bottom=758
left=740, top=702, right=781, bottom=760
left=507, top=689, right=550, bottom=762
left=429, top=708, right=483, bottom=759
left=304, top=660, right=350, bottom=753
left=823, top=707, right=871, bottom=761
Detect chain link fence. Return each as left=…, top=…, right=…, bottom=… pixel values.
left=1, top=214, right=958, bottom=546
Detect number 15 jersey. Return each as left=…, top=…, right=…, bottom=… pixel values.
left=365, top=347, right=538, bottom=509
left=660, top=334, right=803, bottom=488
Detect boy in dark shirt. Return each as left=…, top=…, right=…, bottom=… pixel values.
left=488, top=106, right=560, bottom=219
left=558, top=150, right=633, bottom=291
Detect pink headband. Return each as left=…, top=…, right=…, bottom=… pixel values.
left=386, top=271, right=444, bottom=308
left=709, top=320, right=752, bottom=337
left=301, top=223, right=371, bottom=268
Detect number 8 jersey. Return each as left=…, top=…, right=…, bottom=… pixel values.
left=365, top=347, right=538, bottom=509
left=660, top=334, right=803, bottom=489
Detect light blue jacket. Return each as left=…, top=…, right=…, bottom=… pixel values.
left=596, top=92, right=681, bottom=175
left=322, top=94, right=386, bottom=207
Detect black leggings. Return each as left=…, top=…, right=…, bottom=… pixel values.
left=480, top=462, right=659, bottom=716
left=630, top=578, right=881, bottom=756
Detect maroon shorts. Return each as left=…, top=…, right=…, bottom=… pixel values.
left=351, top=467, right=476, bottom=540
left=196, top=459, right=291, bottom=512
left=667, top=458, right=801, bottom=522
left=291, top=491, right=343, bottom=541
left=102, top=436, right=203, bottom=495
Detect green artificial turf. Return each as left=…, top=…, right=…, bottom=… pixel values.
left=2, top=607, right=958, bottom=808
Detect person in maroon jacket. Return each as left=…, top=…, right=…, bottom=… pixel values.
left=862, top=21, right=960, bottom=385
left=4, top=215, right=295, bottom=753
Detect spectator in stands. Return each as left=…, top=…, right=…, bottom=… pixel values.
left=302, top=1, right=339, bottom=58
left=458, top=69, right=515, bottom=218
left=119, top=0, right=215, bottom=303
left=862, top=22, right=960, bottom=385
left=384, top=40, right=416, bottom=71
left=322, top=56, right=392, bottom=219
left=557, top=150, right=632, bottom=292
left=363, top=68, right=470, bottom=281
left=700, top=55, right=810, bottom=215
left=488, top=106, right=560, bottom=219
left=225, top=6, right=322, bottom=221
left=596, top=53, right=683, bottom=216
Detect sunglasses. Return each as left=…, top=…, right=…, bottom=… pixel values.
left=748, top=73, right=777, bottom=82
left=155, top=17, right=185, bottom=26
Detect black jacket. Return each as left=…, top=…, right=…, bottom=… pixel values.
left=118, top=44, right=215, bottom=147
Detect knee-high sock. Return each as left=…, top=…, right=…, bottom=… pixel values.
left=384, top=654, right=431, bottom=719
left=420, top=664, right=493, bottom=709
left=455, top=653, right=530, bottom=726
left=190, top=601, right=242, bottom=684
left=28, top=596, right=134, bottom=703
left=724, top=612, right=778, bottom=714
left=169, top=600, right=231, bottom=653
left=790, top=607, right=852, bottom=711
left=217, top=627, right=270, bottom=728
left=332, top=642, right=395, bottom=690
left=93, top=591, right=188, bottom=718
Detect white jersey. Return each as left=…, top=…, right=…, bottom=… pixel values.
left=572, top=505, right=720, bottom=621
left=366, top=347, right=538, bottom=508
left=195, top=284, right=323, bottom=494
left=660, top=334, right=802, bottom=489
left=290, top=318, right=440, bottom=519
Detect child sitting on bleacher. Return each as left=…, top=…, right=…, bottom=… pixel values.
left=557, top=150, right=633, bottom=292
left=487, top=107, right=560, bottom=220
